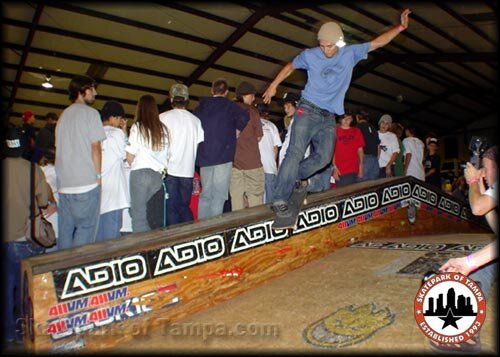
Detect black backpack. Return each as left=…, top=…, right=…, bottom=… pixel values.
left=146, top=181, right=168, bottom=229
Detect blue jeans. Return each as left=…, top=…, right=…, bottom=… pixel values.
left=308, top=164, right=333, bottom=193
left=166, top=175, right=194, bottom=226
left=358, top=154, right=380, bottom=181
left=129, top=168, right=163, bottom=233
left=336, top=172, right=358, bottom=187
left=96, top=209, right=123, bottom=242
left=273, top=99, right=336, bottom=204
left=58, top=185, right=101, bottom=250
left=379, top=165, right=395, bottom=178
left=264, top=173, right=277, bottom=204
left=3, top=241, right=44, bottom=341
left=469, top=261, right=497, bottom=300
left=198, top=162, right=232, bottom=220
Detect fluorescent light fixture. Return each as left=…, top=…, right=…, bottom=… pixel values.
left=42, top=75, right=53, bottom=88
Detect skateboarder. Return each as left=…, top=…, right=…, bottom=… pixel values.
left=263, top=8, right=412, bottom=229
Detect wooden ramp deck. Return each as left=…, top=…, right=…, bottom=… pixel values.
left=19, top=177, right=493, bottom=353
left=114, top=233, right=497, bottom=354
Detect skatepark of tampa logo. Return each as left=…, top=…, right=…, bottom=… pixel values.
left=414, top=272, right=486, bottom=344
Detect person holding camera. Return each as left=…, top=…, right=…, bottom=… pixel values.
left=432, top=145, right=497, bottom=353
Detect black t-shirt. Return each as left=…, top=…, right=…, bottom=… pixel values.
left=357, top=121, right=380, bottom=156
left=21, top=123, right=36, bottom=160
left=35, top=123, right=56, bottom=151
left=424, top=153, right=441, bottom=188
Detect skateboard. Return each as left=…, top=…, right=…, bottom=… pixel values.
left=272, top=184, right=308, bottom=230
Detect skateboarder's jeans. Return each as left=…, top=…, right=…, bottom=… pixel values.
left=264, top=173, right=277, bottom=204
left=308, top=164, right=333, bottom=192
left=273, top=99, right=336, bottom=204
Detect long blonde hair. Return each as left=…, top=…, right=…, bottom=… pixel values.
left=134, top=95, right=169, bottom=151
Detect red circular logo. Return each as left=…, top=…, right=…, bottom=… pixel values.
left=414, top=272, right=486, bottom=344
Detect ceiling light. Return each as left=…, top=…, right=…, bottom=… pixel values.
left=42, top=75, right=53, bottom=89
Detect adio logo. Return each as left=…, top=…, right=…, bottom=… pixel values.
left=294, top=203, right=340, bottom=233
left=342, top=192, right=379, bottom=219
left=438, top=197, right=461, bottom=216
left=154, top=235, right=225, bottom=276
left=412, top=184, right=438, bottom=206
left=60, top=254, right=148, bottom=300
left=382, top=183, right=411, bottom=205
left=230, top=221, right=288, bottom=254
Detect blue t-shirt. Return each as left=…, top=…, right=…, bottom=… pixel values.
left=292, top=42, right=370, bottom=114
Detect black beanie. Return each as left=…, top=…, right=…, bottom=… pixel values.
left=235, top=81, right=256, bottom=97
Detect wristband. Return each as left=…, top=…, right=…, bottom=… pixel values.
left=96, top=173, right=102, bottom=179
left=466, top=177, right=480, bottom=184
left=396, top=24, right=405, bottom=32
left=466, top=254, right=478, bottom=271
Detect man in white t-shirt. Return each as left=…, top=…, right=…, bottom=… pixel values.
left=402, top=125, right=425, bottom=181
left=377, top=114, right=400, bottom=178
left=160, top=84, right=204, bottom=225
left=257, top=104, right=282, bottom=203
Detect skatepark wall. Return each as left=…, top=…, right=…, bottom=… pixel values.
left=20, top=176, right=490, bottom=352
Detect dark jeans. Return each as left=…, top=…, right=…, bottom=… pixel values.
left=166, top=175, right=194, bottom=226
left=273, top=99, right=336, bottom=204
left=335, top=172, right=358, bottom=187
left=3, top=241, right=44, bottom=342
left=379, top=165, right=395, bottom=178
left=308, top=164, right=333, bottom=193
left=358, top=154, right=380, bottom=181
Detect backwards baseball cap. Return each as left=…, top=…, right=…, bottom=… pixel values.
left=279, top=92, right=300, bottom=106
left=235, top=81, right=256, bottom=97
left=4, top=127, right=25, bottom=158
left=101, top=100, right=125, bottom=119
left=428, top=138, right=439, bottom=145
left=378, top=114, right=393, bottom=126
left=170, top=83, right=189, bottom=100
left=317, top=22, right=345, bottom=47
left=22, top=111, right=34, bottom=122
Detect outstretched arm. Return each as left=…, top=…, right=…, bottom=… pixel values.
left=262, top=62, right=296, bottom=104
left=369, top=9, right=411, bottom=52
left=440, top=240, right=497, bottom=275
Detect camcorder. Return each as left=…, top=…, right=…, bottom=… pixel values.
left=422, top=271, right=437, bottom=286
left=461, top=136, right=489, bottom=169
